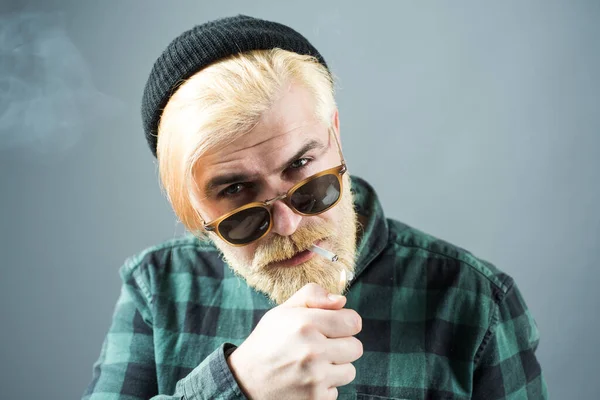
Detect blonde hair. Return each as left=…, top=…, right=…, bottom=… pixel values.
left=156, top=48, right=337, bottom=233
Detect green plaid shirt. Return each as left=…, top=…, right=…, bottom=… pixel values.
left=83, top=176, right=547, bottom=400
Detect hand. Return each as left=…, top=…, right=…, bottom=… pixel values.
left=227, top=283, right=363, bottom=400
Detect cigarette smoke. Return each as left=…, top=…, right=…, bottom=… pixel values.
left=0, top=11, right=124, bottom=156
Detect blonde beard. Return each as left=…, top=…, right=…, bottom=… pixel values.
left=214, top=181, right=358, bottom=305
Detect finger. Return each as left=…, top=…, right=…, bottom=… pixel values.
left=325, top=387, right=338, bottom=400
left=325, top=336, right=363, bottom=364
left=326, top=363, right=357, bottom=388
left=302, top=308, right=362, bottom=338
left=282, top=283, right=346, bottom=310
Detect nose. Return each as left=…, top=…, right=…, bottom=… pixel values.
left=270, top=199, right=303, bottom=237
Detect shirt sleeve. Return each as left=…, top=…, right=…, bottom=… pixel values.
left=472, top=279, right=549, bottom=399
left=82, top=259, right=246, bottom=400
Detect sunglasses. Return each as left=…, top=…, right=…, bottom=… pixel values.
left=200, top=128, right=346, bottom=247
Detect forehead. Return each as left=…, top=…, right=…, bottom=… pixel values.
left=197, top=82, right=328, bottom=176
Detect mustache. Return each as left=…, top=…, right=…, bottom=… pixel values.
left=252, top=220, right=334, bottom=270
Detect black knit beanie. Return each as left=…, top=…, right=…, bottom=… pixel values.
left=141, top=14, right=329, bottom=158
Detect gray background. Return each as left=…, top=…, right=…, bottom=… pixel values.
left=0, top=0, right=598, bottom=398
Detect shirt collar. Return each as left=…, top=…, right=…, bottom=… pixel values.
left=349, top=175, right=389, bottom=281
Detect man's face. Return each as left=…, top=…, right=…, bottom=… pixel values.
left=193, top=82, right=358, bottom=304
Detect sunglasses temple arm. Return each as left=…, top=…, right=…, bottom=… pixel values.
left=330, top=127, right=346, bottom=167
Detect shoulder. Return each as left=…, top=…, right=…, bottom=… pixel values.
left=384, top=218, right=515, bottom=301
left=119, top=233, right=225, bottom=292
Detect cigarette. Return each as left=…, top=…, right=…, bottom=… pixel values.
left=308, top=244, right=338, bottom=262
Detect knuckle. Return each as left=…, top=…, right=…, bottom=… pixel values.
left=296, top=320, right=315, bottom=337
left=300, top=371, right=315, bottom=385
left=299, top=366, right=324, bottom=392
left=299, top=346, right=323, bottom=366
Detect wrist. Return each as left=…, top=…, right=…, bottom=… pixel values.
left=226, top=346, right=253, bottom=399
left=224, top=343, right=237, bottom=359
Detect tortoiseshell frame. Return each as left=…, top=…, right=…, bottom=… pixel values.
left=200, top=127, right=347, bottom=247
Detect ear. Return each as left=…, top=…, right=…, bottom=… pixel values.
left=331, top=108, right=340, bottom=139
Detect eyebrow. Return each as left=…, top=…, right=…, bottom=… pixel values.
left=203, top=139, right=325, bottom=196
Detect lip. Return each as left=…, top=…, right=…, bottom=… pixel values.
left=271, top=240, right=324, bottom=268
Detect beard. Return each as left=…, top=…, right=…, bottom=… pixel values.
left=214, top=178, right=358, bottom=305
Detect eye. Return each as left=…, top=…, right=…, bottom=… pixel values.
left=289, top=158, right=310, bottom=169
left=220, top=183, right=246, bottom=197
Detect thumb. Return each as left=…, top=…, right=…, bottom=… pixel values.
left=282, top=283, right=346, bottom=309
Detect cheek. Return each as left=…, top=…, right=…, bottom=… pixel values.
left=211, top=232, right=258, bottom=265
left=313, top=203, right=342, bottom=226
left=230, top=242, right=259, bottom=265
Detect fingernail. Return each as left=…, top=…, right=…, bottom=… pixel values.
left=328, top=294, right=344, bottom=302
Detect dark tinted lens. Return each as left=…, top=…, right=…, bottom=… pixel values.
left=217, top=207, right=270, bottom=245
left=290, top=174, right=341, bottom=214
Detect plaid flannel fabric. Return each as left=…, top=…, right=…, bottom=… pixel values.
left=83, top=176, right=548, bottom=399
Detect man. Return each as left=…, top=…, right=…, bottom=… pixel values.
left=83, top=15, right=547, bottom=400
